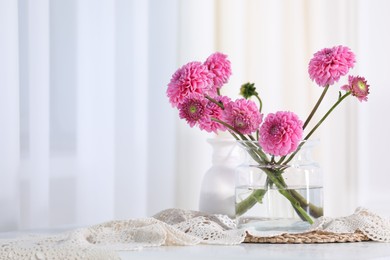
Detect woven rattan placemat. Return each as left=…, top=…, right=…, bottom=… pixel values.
left=244, top=230, right=370, bottom=244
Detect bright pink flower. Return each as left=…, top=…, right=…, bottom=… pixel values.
left=223, top=99, right=263, bottom=135
left=167, top=61, right=214, bottom=107
left=199, top=95, right=231, bottom=133
left=178, top=93, right=209, bottom=127
left=259, top=111, right=303, bottom=156
left=204, top=52, right=232, bottom=91
left=308, top=46, right=355, bottom=87
left=341, top=75, right=370, bottom=102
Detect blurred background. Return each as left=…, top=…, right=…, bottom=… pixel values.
left=0, top=0, right=389, bottom=231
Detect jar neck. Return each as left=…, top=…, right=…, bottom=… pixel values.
left=237, top=139, right=319, bottom=166
left=208, top=138, right=240, bottom=165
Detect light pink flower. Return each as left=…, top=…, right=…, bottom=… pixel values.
left=199, top=95, right=231, bottom=133
left=341, top=75, right=370, bottom=102
left=308, top=45, right=355, bottom=87
left=178, top=93, right=209, bottom=127
left=223, top=99, right=263, bottom=135
left=204, top=52, right=232, bottom=91
left=259, top=111, right=303, bottom=156
left=167, top=61, right=214, bottom=107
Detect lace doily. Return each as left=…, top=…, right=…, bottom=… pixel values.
left=310, top=207, right=390, bottom=242
left=0, top=207, right=388, bottom=259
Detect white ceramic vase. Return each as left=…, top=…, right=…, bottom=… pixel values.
left=198, top=138, right=241, bottom=217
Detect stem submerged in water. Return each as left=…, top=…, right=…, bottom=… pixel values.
left=235, top=189, right=267, bottom=216
left=235, top=148, right=322, bottom=224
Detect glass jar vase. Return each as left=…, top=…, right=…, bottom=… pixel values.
left=235, top=139, right=323, bottom=231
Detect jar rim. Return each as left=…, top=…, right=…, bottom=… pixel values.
left=236, top=138, right=320, bottom=151
left=236, top=138, right=320, bottom=145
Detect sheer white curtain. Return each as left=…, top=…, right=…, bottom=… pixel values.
left=357, top=0, right=390, bottom=216
left=0, top=0, right=20, bottom=231
left=1, top=0, right=389, bottom=232
left=0, top=0, right=179, bottom=231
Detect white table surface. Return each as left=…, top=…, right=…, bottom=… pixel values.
left=1, top=230, right=390, bottom=260
left=116, top=242, right=390, bottom=260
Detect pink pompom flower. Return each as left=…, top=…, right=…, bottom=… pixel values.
left=178, top=93, right=209, bottom=127
left=341, top=75, right=370, bottom=102
left=204, top=52, right=232, bottom=91
left=259, top=111, right=303, bottom=157
left=308, top=45, right=355, bottom=87
left=167, top=61, right=214, bottom=107
left=199, top=95, right=231, bottom=133
left=223, top=99, right=263, bottom=135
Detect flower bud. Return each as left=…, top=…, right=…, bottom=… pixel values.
left=240, top=82, right=258, bottom=99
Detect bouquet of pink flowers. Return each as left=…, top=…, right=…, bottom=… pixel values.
left=166, top=46, right=369, bottom=223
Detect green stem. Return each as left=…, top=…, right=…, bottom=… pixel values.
left=255, top=94, right=263, bottom=113
left=248, top=134, right=256, bottom=141
left=284, top=92, right=351, bottom=165
left=304, top=91, right=351, bottom=142
left=277, top=176, right=323, bottom=218
left=303, top=85, right=329, bottom=130
left=230, top=132, right=239, bottom=141
left=240, top=141, right=270, bottom=164
left=210, top=118, right=247, bottom=140
left=276, top=85, right=330, bottom=165
left=276, top=156, right=286, bottom=165
left=233, top=85, right=346, bottom=221
left=261, top=168, right=314, bottom=224
left=236, top=91, right=348, bottom=222
left=235, top=189, right=267, bottom=216
left=235, top=159, right=317, bottom=223
left=205, top=95, right=224, bottom=109
left=210, top=118, right=270, bottom=163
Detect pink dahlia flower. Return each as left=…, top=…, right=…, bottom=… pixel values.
left=308, top=45, right=355, bottom=87
left=178, top=93, right=209, bottom=127
left=341, top=75, right=370, bottom=102
left=167, top=61, right=214, bottom=107
left=223, top=99, right=263, bottom=135
left=204, top=52, right=232, bottom=91
left=199, top=95, right=231, bottom=133
left=259, top=111, right=303, bottom=156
